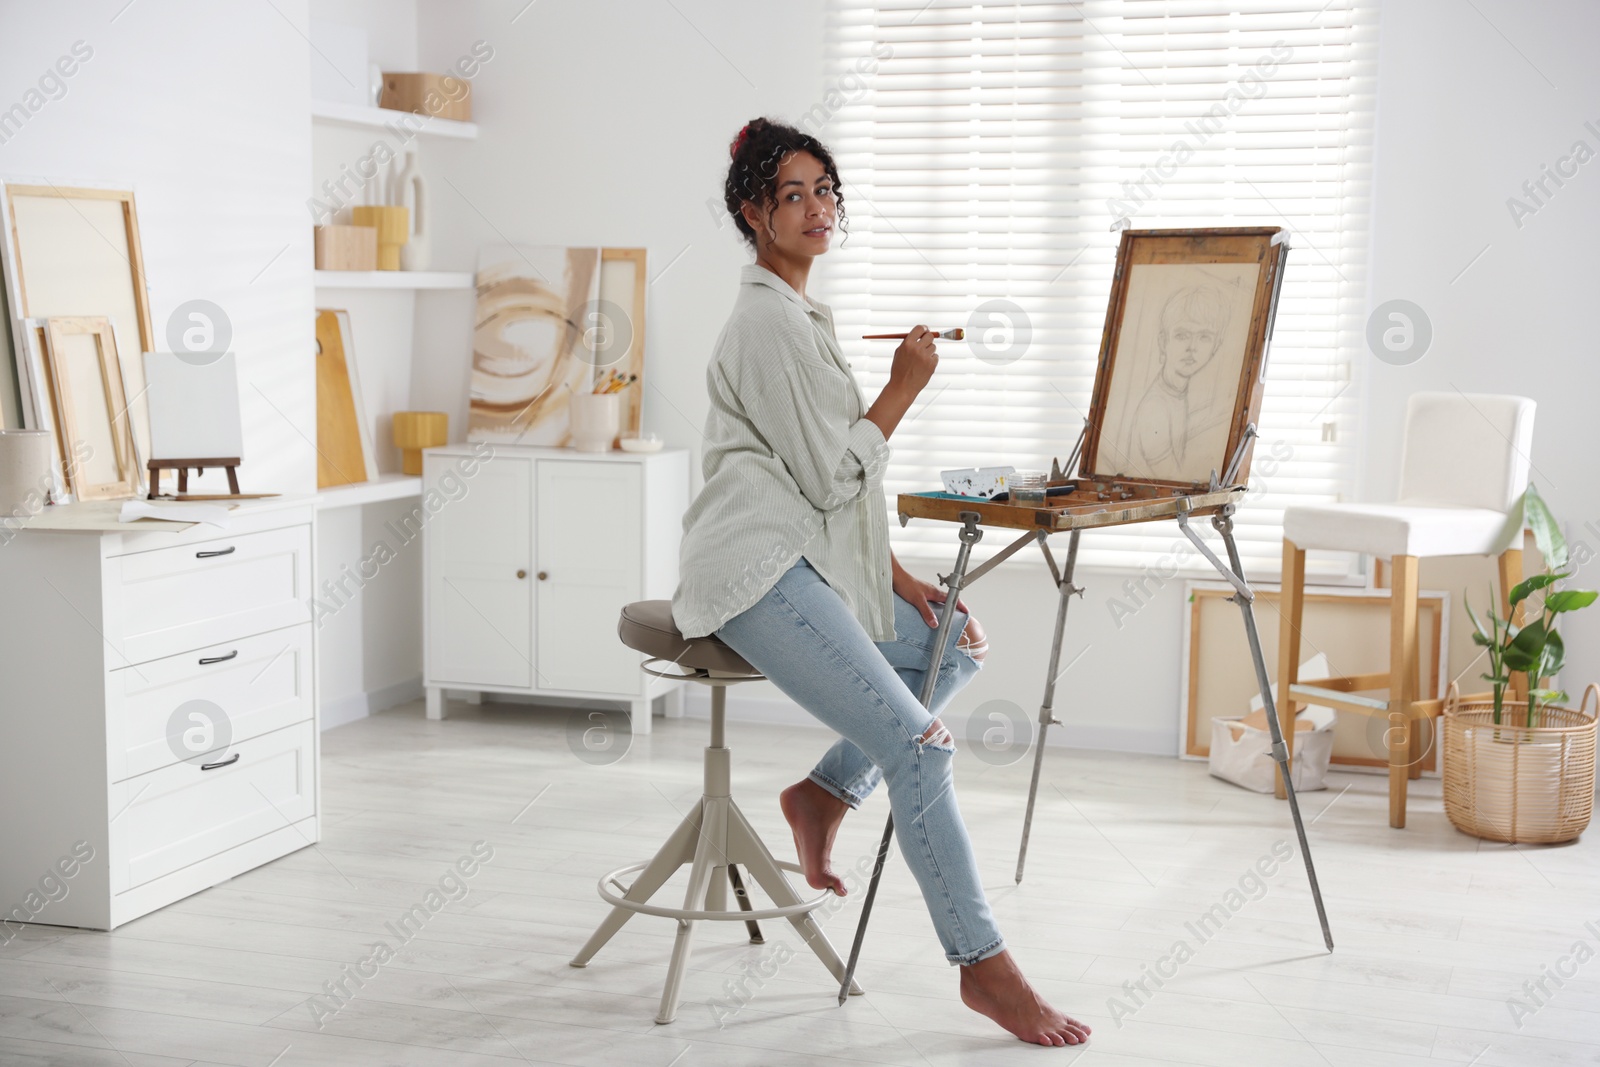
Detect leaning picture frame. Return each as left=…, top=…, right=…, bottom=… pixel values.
left=43, top=314, right=139, bottom=500
left=17, top=317, right=70, bottom=503
left=0, top=183, right=157, bottom=469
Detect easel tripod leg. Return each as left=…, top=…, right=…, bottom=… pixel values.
left=1213, top=514, right=1334, bottom=951
left=838, top=512, right=983, bottom=1005
left=1017, top=528, right=1082, bottom=884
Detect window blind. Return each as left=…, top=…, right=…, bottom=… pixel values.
left=814, top=0, right=1377, bottom=578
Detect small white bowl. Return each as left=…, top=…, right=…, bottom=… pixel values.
left=619, top=436, right=664, bottom=453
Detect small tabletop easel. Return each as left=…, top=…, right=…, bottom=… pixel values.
left=147, top=458, right=240, bottom=499
left=838, top=227, right=1332, bottom=1003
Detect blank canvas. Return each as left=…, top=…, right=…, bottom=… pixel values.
left=3, top=187, right=154, bottom=467
left=145, top=352, right=243, bottom=460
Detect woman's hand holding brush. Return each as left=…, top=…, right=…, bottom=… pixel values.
left=863, top=324, right=940, bottom=443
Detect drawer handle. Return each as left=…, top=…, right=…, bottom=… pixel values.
left=201, top=753, right=240, bottom=771
left=199, top=650, right=239, bottom=666
left=196, top=546, right=236, bottom=558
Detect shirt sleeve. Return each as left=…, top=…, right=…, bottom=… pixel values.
left=735, top=318, right=891, bottom=514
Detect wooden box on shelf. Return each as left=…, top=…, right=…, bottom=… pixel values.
left=314, top=224, right=378, bottom=271
left=380, top=73, right=471, bottom=122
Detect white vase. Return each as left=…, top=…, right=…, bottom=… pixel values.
left=398, top=153, right=430, bottom=270
left=569, top=393, right=620, bottom=452
left=0, top=429, right=52, bottom=517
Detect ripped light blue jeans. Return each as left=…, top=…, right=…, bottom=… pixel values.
left=714, top=555, right=1005, bottom=966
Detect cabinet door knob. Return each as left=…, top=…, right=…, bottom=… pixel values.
left=514, top=569, right=526, bottom=579
left=537, top=570, right=548, bottom=581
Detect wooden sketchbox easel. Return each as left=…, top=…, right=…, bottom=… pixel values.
left=837, top=227, right=1335, bottom=1000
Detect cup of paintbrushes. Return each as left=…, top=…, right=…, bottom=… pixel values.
left=569, top=391, right=621, bottom=452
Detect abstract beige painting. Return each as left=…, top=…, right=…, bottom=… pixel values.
left=469, top=245, right=601, bottom=444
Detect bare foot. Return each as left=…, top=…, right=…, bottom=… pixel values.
left=960, top=950, right=1092, bottom=1047
left=778, top=778, right=849, bottom=896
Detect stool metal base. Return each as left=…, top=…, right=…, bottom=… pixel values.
left=570, top=684, right=863, bottom=1024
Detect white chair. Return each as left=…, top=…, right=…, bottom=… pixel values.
left=1276, top=392, right=1536, bottom=827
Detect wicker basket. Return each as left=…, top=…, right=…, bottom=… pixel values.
left=1440, top=683, right=1598, bottom=844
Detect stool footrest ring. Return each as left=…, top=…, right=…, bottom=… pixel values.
left=597, top=860, right=834, bottom=922
left=640, top=656, right=766, bottom=684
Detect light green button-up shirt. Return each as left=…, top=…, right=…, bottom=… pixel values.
left=671, top=262, right=895, bottom=641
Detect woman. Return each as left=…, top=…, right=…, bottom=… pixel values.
left=671, top=117, right=1090, bottom=1048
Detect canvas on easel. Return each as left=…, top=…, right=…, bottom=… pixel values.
left=897, top=227, right=1289, bottom=533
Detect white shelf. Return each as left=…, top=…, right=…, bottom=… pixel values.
left=315, top=474, right=422, bottom=511
left=311, top=99, right=478, bottom=140
left=314, top=270, right=474, bottom=290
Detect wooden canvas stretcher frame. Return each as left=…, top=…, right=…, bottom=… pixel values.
left=1182, top=582, right=1449, bottom=772
left=43, top=315, right=139, bottom=500
left=840, top=227, right=1330, bottom=1000
left=0, top=183, right=156, bottom=469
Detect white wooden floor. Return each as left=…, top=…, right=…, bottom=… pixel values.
left=2, top=699, right=1598, bottom=1066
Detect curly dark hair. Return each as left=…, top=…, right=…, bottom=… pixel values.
left=723, top=117, right=849, bottom=252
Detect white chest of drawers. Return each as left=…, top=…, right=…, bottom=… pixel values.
left=0, top=500, right=318, bottom=931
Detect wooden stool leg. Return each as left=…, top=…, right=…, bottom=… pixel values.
left=1275, top=539, right=1306, bottom=801
left=1388, top=555, right=1419, bottom=828
left=1499, top=546, right=1528, bottom=705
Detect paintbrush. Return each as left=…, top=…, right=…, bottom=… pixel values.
left=860, top=328, right=966, bottom=340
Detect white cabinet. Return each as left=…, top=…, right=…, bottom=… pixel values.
left=422, top=445, right=690, bottom=732
left=0, top=500, right=318, bottom=931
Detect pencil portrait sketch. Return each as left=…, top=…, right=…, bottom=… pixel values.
left=1100, top=262, right=1260, bottom=482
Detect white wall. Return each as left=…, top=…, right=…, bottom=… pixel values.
left=1364, top=0, right=1600, bottom=699
left=0, top=0, right=315, bottom=495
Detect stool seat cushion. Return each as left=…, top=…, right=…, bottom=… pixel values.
left=1283, top=502, right=1517, bottom=559
left=619, top=600, right=760, bottom=676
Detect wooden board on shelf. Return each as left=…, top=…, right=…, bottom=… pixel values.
left=314, top=309, right=379, bottom=489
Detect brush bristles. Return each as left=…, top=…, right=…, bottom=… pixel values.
left=945, top=328, right=965, bottom=340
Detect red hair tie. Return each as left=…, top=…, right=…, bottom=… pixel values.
left=730, top=122, right=751, bottom=159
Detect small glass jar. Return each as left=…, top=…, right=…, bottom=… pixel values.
left=1008, top=469, right=1047, bottom=505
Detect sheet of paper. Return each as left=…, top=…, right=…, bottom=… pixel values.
left=119, top=500, right=235, bottom=527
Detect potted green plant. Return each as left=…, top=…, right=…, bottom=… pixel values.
left=1442, top=484, right=1599, bottom=843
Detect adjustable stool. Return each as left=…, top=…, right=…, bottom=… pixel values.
left=569, top=600, right=863, bottom=1024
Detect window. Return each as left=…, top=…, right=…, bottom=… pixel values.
left=814, top=0, right=1377, bottom=577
